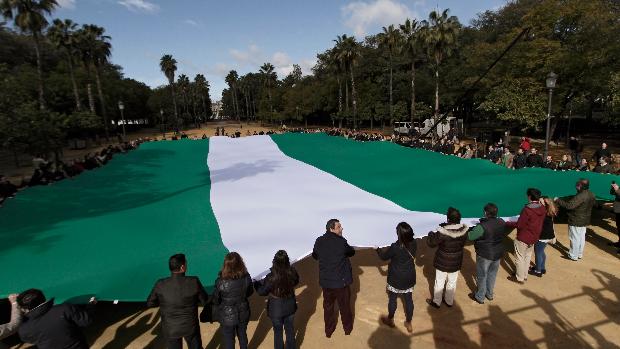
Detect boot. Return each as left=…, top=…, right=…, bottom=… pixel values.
left=380, top=315, right=395, bottom=328
left=404, top=321, right=413, bottom=333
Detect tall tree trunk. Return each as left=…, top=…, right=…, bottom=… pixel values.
left=389, top=52, right=393, bottom=125
left=87, top=83, right=96, bottom=114
left=170, top=83, right=179, bottom=131
left=67, top=54, right=82, bottom=111
left=337, top=76, right=343, bottom=114
left=345, top=80, right=349, bottom=113
left=32, top=33, right=45, bottom=110
left=433, top=66, right=439, bottom=144
left=94, top=63, right=108, bottom=138
left=410, top=61, right=416, bottom=124
left=351, top=67, right=357, bottom=129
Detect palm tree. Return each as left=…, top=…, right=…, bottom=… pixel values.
left=1, top=0, right=58, bottom=110
left=335, top=35, right=361, bottom=129
left=421, top=9, right=459, bottom=139
left=48, top=18, right=82, bottom=111
left=333, top=35, right=349, bottom=117
left=378, top=24, right=401, bottom=126
left=259, top=63, right=277, bottom=123
left=400, top=18, right=421, bottom=125
left=225, top=70, right=240, bottom=123
left=160, top=54, right=179, bottom=130
left=194, top=74, right=209, bottom=125
left=79, top=24, right=111, bottom=137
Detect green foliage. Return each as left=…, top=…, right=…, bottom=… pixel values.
left=480, top=78, right=547, bottom=130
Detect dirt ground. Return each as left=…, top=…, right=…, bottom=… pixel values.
left=5, top=207, right=619, bottom=349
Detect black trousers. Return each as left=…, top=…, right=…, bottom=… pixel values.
left=388, top=291, right=414, bottom=322
left=168, top=330, right=202, bottom=349
left=322, top=285, right=353, bottom=337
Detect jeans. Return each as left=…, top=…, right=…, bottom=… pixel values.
left=168, top=330, right=202, bottom=349
left=534, top=241, right=547, bottom=272
left=387, top=291, right=414, bottom=322
left=272, top=313, right=296, bottom=349
left=222, top=322, right=249, bottom=349
left=322, top=286, right=353, bottom=337
left=568, top=226, right=587, bottom=260
left=432, top=269, right=459, bottom=306
left=475, top=256, right=501, bottom=303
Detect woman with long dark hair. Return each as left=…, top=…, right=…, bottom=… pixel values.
left=254, top=250, right=300, bottom=349
left=530, top=197, right=558, bottom=277
left=376, top=222, right=417, bottom=333
left=212, top=252, right=254, bottom=349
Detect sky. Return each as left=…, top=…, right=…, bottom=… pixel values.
left=53, top=0, right=509, bottom=100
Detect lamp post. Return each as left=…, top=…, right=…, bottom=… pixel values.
left=544, top=72, right=557, bottom=159
left=118, top=101, right=126, bottom=139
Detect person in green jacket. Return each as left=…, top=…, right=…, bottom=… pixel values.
left=554, top=178, right=596, bottom=261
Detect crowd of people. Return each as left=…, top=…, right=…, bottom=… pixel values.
left=0, top=140, right=147, bottom=207
left=3, top=177, right=618, bottom=349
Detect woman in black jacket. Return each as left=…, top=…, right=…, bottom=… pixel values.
left=376, top=222, right=417, bottom=333
left=531, top=197, right=558, bottom=277
left=254, top=250, right=300, bottom=349
left=212, top=252, right=254, bottom=349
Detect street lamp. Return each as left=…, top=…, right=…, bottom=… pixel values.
left=544, top=72, right=557, bottom=159
left=118, top=101, right=126, bottom=139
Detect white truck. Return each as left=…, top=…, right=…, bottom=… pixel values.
left=418, top=117, right=463, bottom=138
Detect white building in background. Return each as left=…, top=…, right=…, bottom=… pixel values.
left=211, top=101, right=223, bottom=119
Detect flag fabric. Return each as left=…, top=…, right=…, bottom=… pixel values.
left=1, top=133, right=616, bottom=302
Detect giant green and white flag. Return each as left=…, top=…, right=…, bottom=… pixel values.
left=1, top=133, right=617, bottom=302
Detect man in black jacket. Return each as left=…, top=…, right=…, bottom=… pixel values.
left=467, top=203, right=508, bottom=304
left=513, top=148, right=527, bottom=169
left=526, top=148, right=544, bottom=167
left=147, top=254, right=208, bottom=349
left=312, top=218, right=355, bottom=337
left=17, top=289, right=95, bottom=349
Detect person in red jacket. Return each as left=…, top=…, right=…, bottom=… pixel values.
left=506, top=188, right=547, bottom=284
left=520, top=137, right=531, bottom=153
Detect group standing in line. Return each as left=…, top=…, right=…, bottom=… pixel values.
left=3, top=178, right=615, bottom=349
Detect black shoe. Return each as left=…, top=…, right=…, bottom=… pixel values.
left=528, top=269, right=543, bottom=277
left=542, top=269, right=547, bottom=275
left=468, top=293, right=484, bottom=304
left=442, top=299, right=453, bottom=308
left=485, top=294, right=494, bottom=301
left=426, top=299, right=440, bottom=309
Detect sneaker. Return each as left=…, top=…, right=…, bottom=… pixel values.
left=380, top=315, right=395, bottom=328
left=426, top=299, right=440, bottom=309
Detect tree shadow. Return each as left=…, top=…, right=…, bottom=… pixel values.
left=367, top=321, right=412, bottom=348
left=480, top=305, right=535, bottom=349
left=429, top=304, right=478, bottom=349
left=520, top=288, right=591, bottom=348
left=209, top=160, right=280, bottom=183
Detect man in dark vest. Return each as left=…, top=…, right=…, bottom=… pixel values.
left=467, top=203, right=509, bottom=304
left=147, top=254, right=209, bottom=349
